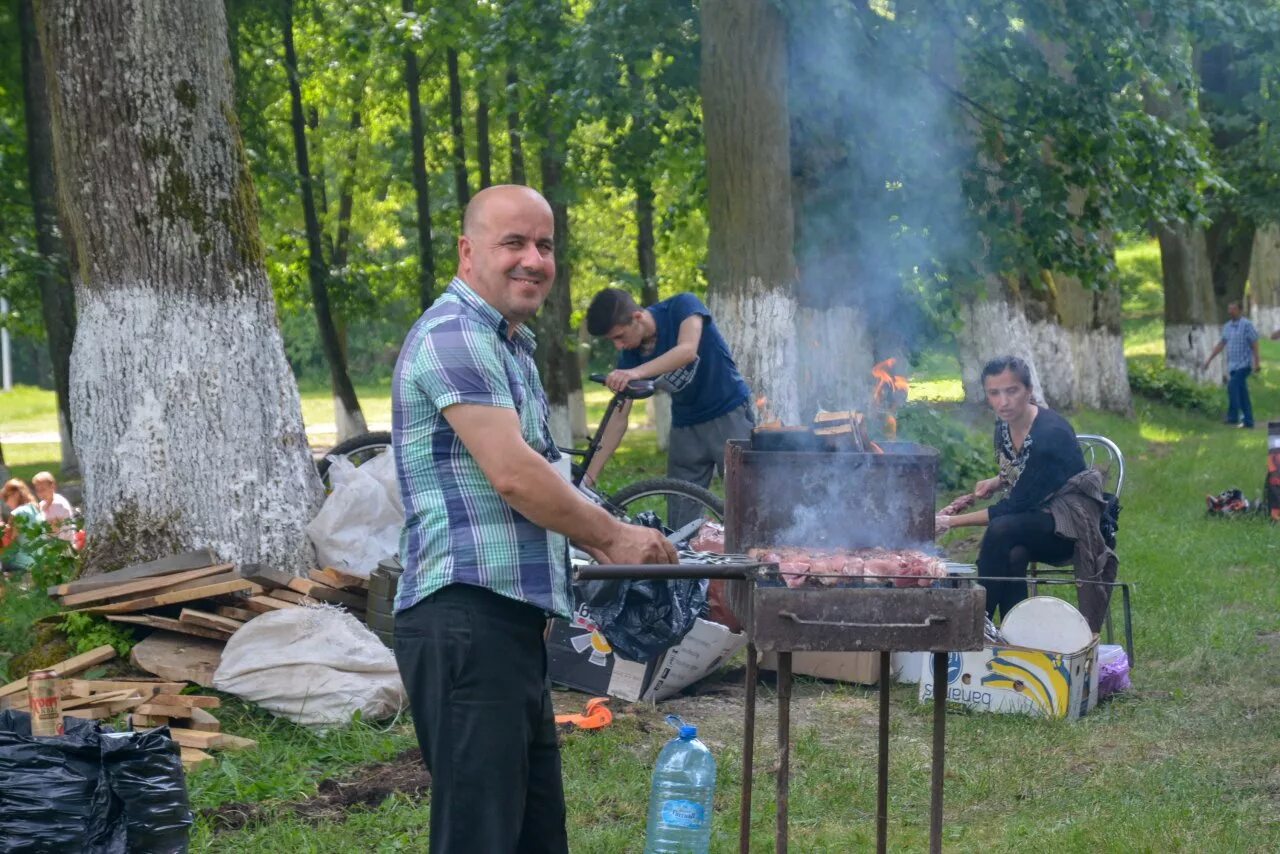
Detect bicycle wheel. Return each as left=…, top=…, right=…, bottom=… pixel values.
left=316, top=431, right=392, bottom=491
left=605, top=477, right=724, bottom=536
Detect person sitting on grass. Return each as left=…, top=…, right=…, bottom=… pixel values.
left=32, top=471, right=76, bottom=543
left=1, top=478, right=44, bottom=576
left=933, top=356, right=1117, bottom=632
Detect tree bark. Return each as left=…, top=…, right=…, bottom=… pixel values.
left=332, top=110, right=361, bottom=270
left=1250, top=225, right=1280, bottom=334
left=1206, top=211, right=1255, bottom=317
left=536, top=128, right=585, bottom=444
left=282, top=0, right=366, bottom=440
left=19, top=0, right=79, bottom=477
left=1159, top=223, right=1220, bottom=382
left=402, top=0, right=436, bottom=311
left=476, top=80, right=492, bottom=189
left=506, top=65, right=526, bottom=184
left=34, top=0, right=322, bottom=575
left=447, top=47, right=470, bottom=214
left=635, top=177, right=659, bottom=306
left=701, top=0, right=798, bottom=423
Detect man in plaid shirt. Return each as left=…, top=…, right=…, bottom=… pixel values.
left=1203, top=301, right=1261, bottom=429
left=392, top=185, right=677, bottom=854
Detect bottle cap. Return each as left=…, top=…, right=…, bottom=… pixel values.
left=666, top=714, right=697, bottom=739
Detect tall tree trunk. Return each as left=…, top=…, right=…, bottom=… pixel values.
left=635, top=176, right=659, bottom=306
left=506, top=65, right=525, bottom=184
left=282, top=0, right=366, bottom=440
left=536, top=129, right=585, bottom=443
left=402, top=0, right=436, bottom=310
left=447, top=47, right=470, bottom=214
left=1206, top=211, right=1255, bottom=317
left=1250, top=225, right=1280, bottom=334
left=476, top=80, right=492, bottom=189
left=702, top=0, right=798, bottom=422
left=19, top=0, right=79, bottom=477
left=35, top=0, right=322, bottom=575
left=1159, top=224, right=1220, bottom=382
left=332, top=110, right=361, bottom=270
left=0, top=441, right=9, bottom=483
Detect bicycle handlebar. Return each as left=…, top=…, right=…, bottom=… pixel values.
left=588, top=372, right=657, bottom=399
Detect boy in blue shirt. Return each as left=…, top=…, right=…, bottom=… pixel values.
left=585, top=288, right=754, bottom=523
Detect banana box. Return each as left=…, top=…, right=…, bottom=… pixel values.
left=918, top=638, right=1099, bottom=720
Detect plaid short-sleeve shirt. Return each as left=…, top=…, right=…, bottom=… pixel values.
left=391, top=277, right=570, bottom=617
left=1221, top=317, right=1259, bottom=372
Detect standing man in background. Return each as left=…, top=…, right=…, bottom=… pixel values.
left=1203, top=301, right=1260, bottom=429
left=392, top=185, right=677, bottom=854
left=584, top=288, right=754, bottom=522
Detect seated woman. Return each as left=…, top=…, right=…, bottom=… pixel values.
left=935, top=356, right=1116, bottom=631
left=1, top=478, right=44, bottom=576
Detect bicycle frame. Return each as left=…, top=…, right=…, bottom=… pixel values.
left=561, top=374, right=656, bottom=487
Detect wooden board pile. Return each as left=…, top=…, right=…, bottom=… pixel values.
left=0, top=644, right=256, bottom=770
left=45, top=550, right=370, bottom=644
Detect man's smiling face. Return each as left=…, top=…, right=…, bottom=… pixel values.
left=458, top=186, right=556, bottom=326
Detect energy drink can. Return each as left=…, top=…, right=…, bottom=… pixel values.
left=28, top=669, right=64, bottom=737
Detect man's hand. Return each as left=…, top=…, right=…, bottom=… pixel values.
left=973, top=476, right=1002, bottom=499
left=604, top=368, right=642, bottom=392
left=934, top=515, right=952, bottom=537
left=587, top=521, right=678, bottom=566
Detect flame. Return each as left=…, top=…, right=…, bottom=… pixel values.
left=870, top=358, right=909, bottom=441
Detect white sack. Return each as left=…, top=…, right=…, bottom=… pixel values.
left=212, top=606, right=406, bottom=728
left=306, top=452, right=404, bottom=577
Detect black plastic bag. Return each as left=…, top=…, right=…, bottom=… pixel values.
left=576, top=576, right=709, bottom=662
left=0, top=710, right=192, bottom=853
left=100, top=727, right=193, bottom=853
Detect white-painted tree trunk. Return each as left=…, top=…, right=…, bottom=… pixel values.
left=569, top=388, right=588, bottom=441
left=38, top=0, right=322, bottom=575
left=957, top=298, right=1048, bottom=406
left=651, top=391, right=672, bottom=451
left=1164, top=324, right=1221, bottom=384
left=794, top=305, right=875, bottom=419
left=1250, top=225, right=1280, bottom=337
left=334, top=397, right=368, bottom=442
left=711, top=288, right=799, bottom=423
left=546, top=390, right=587, bottom=448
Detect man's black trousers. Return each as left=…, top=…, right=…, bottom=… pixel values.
left=394, top=583, right=569, bottom=854
left=976, top=511, right=1075, bottom=622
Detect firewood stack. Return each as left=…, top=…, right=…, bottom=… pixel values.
left=45, top=551, right=370, bottom=644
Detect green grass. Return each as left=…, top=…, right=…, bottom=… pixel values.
left=7, top=239, right=1280, bottom=850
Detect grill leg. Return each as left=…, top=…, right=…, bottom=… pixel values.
left=777, top=651, right=792, bottom=854
left=929, top=651, right=947, bottom=854
left=1122, top=583, right=1135, bottom=669
left=877, top=650, right=891, bottom=854
left=740, top=642, right=757, bottom=854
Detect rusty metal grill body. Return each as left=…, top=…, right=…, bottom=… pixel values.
left=723, top=439, right=985, bottom=853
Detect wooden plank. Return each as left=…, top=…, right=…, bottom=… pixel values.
left=215, top=605, right=258, bottom=622
left=132, top=713, right=172, bottom=727
left=181, top=747, right=215, bottom=771
left=285, top=577, right=368, bottom=609
left=48, top=549, right=220, bottom=596
left=245, top=595, right=300, bottom=613
left=185, top=707, right=221, bottom=733
left=167, top=728, right=223, bottom=749
left=309, top=567, right=368, bottom=591
left=135, top=701, right=197, bottom=718
left=57, top=564, right=232, bottom=607
left=210, top=733, right=257, bottom=751
left=106, top=614, right=233, bottom=642
left=239, top=563, right=296, bottom=590
left=268, top=588, right=321, bottom=607
left=0, top=645, right=117, bottom=699
left=86, top=578, right=261, bottom=615
left=146, top=692, right=220, bottom=709
left=62, top=689, right=141, bottom=710
left=129, top=632, right=223, bottom=687
left=178, top=609, right=243, bottom=635
left=62, top=679, right=184, bottom=698
left=64, top=695, right=146, bottom=719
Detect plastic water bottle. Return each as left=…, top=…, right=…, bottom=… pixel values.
left=644, top=714, right=717, bottom=853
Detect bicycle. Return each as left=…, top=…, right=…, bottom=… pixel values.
left=315, top=374, right=723, bottom=538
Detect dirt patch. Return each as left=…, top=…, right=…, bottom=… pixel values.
left=203, top=748, right=429, bottom=833
left=1257, top=631, right=1280, bottom=647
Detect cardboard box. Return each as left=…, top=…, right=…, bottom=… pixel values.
left=918, top=638, right=1099, bottom=720
left=758, top=650, right=880, bottom=685
left=547, top=604, right=747, bottom=702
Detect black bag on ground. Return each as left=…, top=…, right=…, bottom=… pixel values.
left=575, top=577, right=709, bottom=662
left=0, top=710, right=192, bottom=853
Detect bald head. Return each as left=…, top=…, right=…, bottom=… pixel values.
left=457, top=185, right=557, bottom=327
left=462, top=185, right=553, bottom=239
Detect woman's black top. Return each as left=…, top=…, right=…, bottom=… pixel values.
left=987, top=407, right=1086, bottom=519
